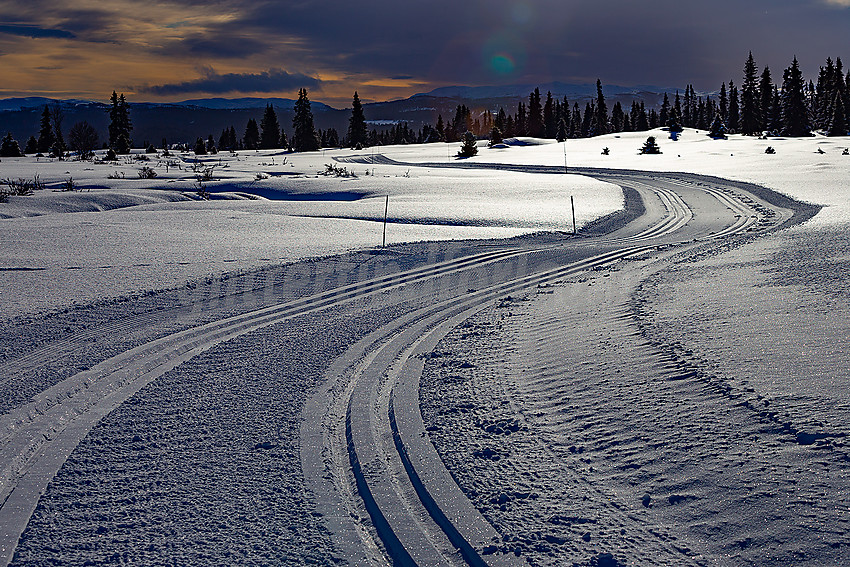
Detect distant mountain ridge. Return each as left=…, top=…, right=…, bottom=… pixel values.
left=0, top=82, right=683, bottom=144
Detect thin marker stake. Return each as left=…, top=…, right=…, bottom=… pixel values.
left=563, top=141, right=568, bottom=174
left=571, top=195, right=577, bottom=235
left=382, top=194, right=389, bottom=248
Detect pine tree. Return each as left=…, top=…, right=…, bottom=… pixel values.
left=435, top=115, right=446, bottom=141
left=243, top=118, right=260, bottom=150
left=595, top=79, right=609, bottom=135
left=759, top=66, right=774, bottom=132
left=194, top=137, right=207, bottom=155
left=709, top=114, right=728, bottom=139
left=828, top=92, right=847, bottom=136
left=527, top=88, right=544, bottom=137
left=108, top=92, right=132, bottom=153
left=516, top=101, right=527, bottom=137
left=543, top=91, right=555, bottom=138
left=741, top=52, right=762, bottom=135
left=639, top=136, right=662, bottom=154
left=24, top=135, right=38, bottom=154
left=719, top=83, right=728, bottom=123
left=488, top=125, right=503, bottom=146
left=611, top=102, right=625, bottom=132
left=280, top=126, right=289, bottom=149
left=781, top=57, right=810, bottom=137
left=659, top=93, right=670, bottom=127
left=457, top=131, right=478, bottom=158
left=347, top=91, right=368, bottom=148
left=50, top=103, right=66, bottom=158
left=259, top=105, right=281, bottom=149
left=555, top=118, right=567, bottom=142
left=37, top=106, right=54, bottom=154
left=728, top=82, right=740, bottom=133
left=292, top=88, right=320, bottom=152
left=0, top=132, right=23, bottom=157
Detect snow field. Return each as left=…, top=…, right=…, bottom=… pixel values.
left=0, top=150, right=620, bottom=319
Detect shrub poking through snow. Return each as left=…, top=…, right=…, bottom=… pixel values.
left=61, top=177, right=78, bottom=192
left=765, top=146, right=776, bottom=154
left=457, top=131, right=478, bottom=158
left=138, top=166, right=157, bottom=179
left=321, top=163, right=355, bottom=178
left=639, top=136, right=662, bottom=154
left=2, top=175, right=45, bottom=196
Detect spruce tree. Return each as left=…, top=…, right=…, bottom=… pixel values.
left=828, top=92, right=847, bottom=136
left=260, top=104, right=281, bottom=149
left=37, top=106, right=55, bottom=154
left=108, top=92, right=132, bottom=153
left=543, top=91, right=555, bottom=138
left=595, top=79, right=609, bottom=135
left=457, top=131, right=478, bottom=157
left=709, top=114, right=728, bottom=139
left=488, top=126, right=503, bottom=146
left=639, top=136, right=662, bottom=154
left=292, top=88, right=320, bottom=152
left=719, top=83, right=728, bottom=122
left=50, top=104, right=66, bottom=157
left=347, top=91, right=368, bottom=148
left=243, top=118, right=260, bottom=150
left=24, top=135, right=38, bottom=154
left=659, top=93, right=670, bottom=127
left=759, top=66, right=774, bottom=132
left=781, top=57, right=810, bottom=137
left=728, top=82, right=740, bottom=133
left=741, top=52, right=762, bottom=135
left=0, top=132, right=23, bottom=157
left=555, top=118, right=567, bottom=142
left=527, top=88, right=544, bottom=138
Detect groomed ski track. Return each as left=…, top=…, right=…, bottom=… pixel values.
left=0, top=157, right=808, bottom=566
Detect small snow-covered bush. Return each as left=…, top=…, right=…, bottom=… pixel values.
left=138, top=166, right=157, bottom=179
left=320, top=163, right=355, bottom=177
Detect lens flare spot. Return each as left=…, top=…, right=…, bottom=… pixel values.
left=491, top=54, right=515, bottom=75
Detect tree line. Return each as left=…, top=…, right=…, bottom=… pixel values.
left=1, top=52, right=848, bottom=159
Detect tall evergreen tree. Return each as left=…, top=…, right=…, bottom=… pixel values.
left=37, top=105, right=55, bottom=154
left=759, top=66, right=774, bottom=132
left=740, top=52, right=762, bottom=135
left=260, top=104, right=281, bottom=149
left=527, top=88, right=544, bottom=137
left=107, top=91, right=132, bottom=153
left=347, top=91, right=368, bottom=148
left=659, top=93, right=670, bottom=127
left=781, top=57, right=810, bottom=136
left=515, top=101, right=527, bottom=136
left=543, top=91, right=555, bottom=138
left=719, top=82, right=729, bottom=122
left=827, top=92, right=847, bottom=136
left=594, top=79, right=609, bottom=135
left=292, top=88, right=320, bottom=152
left=243, top=118, right=260, bottom=150
left=728, top=82, right=740, bottom=133
left=50, top=103, right=66, bottom=157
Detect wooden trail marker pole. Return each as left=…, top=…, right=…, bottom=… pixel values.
left=571, top=195, right=576, bottom=235
left=382, top=194, right=389, bottom=248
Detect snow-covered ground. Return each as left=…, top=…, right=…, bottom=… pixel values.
left=2, top=129, right=849, bottom=566
left=0, top=149, right=619, bottom=318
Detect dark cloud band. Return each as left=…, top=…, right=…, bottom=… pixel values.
left=0, top=24, right=75, bottom=39
left=138, top=68, right=321, bottom=95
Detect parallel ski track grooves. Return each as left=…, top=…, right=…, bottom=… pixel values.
left=0, top=247, right=538, bottom=567
left=339, top=245, right=657, bottom=567
left=0, top=248, right=523, bottom=388
left=1, top=157, right=778, bottom=567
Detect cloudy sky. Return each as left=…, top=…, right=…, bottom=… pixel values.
left=0, top=0, right=848, bottom=107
